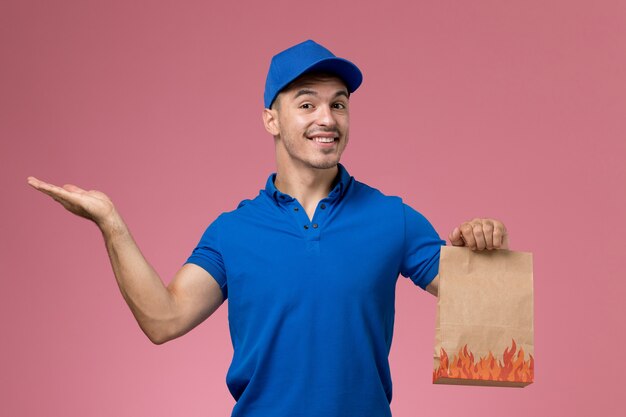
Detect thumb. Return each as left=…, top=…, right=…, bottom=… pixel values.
left=449, top=227, right=465, bottom=246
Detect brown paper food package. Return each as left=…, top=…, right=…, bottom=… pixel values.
left=433, top=246, right=534, bottom=387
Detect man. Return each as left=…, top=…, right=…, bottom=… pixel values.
left=28, top=40, right=508, bottom=416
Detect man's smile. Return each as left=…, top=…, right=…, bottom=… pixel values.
left=306, top=130, right=339, bottom=146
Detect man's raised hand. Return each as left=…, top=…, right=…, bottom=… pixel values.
left=27, top=177, right=117, bottom=228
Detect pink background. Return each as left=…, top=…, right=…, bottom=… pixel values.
left=2, top=1, right=625, bottom=416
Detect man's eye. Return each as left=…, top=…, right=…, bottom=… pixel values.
left=333, top=103, right=347, bottom=109
left=300, top=103, right=312, bottom=109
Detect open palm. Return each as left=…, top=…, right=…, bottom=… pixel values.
left=27, top=176, right=115, bottom=226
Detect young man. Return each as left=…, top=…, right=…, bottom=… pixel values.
left=28, top=40, right=508, bottom=417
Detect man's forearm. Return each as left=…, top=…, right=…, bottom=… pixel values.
left=99, top=212, right=177, bottom=344
left=27, top=177, right=187, bottom=343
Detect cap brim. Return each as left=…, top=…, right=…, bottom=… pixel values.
left=301, top=57, right=363, bottom=93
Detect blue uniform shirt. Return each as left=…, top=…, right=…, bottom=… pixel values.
left=186, top=164, right=445, bottom=417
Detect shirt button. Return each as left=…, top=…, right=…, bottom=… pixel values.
left=312, top=223, right=318, bottom=229
left=294, top=207, right=299, bottom=211
left=320, top=204, right=326, bottom=209
left=304, top=225, right=309, bottom=230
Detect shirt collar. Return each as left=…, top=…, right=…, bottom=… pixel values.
left=264, top=163, right=352, bottom=205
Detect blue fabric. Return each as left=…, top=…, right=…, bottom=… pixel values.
left=186, top=164, right=445, bottom=417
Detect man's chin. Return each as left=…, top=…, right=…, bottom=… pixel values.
left=309, top=159, right=340, bottom=170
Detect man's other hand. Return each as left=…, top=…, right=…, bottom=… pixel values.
left=448, top=218, right=509, bottom=251
left=27, top=176, right=116, bottom=228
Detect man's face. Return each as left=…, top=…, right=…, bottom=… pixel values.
left=267, top=74, right=350, bottom=170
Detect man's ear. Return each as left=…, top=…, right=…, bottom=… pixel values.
left=263, top=108, right=280, bottom=136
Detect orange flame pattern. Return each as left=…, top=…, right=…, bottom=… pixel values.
left=434, top=339, right=533, bottom=384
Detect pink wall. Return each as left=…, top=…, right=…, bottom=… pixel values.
left=2, top=1, right=624, bottom=416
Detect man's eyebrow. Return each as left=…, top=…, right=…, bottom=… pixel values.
left=293, top=89, right=350, bottom=99
left=293, top=89, right=318, bottom=99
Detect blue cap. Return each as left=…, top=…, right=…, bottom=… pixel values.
left=264, top=40, right=363, bottom=109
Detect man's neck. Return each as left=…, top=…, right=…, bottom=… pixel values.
left=274, top=161, right=338, bottom=220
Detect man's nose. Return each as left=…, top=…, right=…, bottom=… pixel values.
left=315, top=104, right=336, bottom=126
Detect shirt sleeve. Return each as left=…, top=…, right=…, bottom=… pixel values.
left=399, top=203, right=446, bottom=290
left=185, top=216, right=228, bottom=300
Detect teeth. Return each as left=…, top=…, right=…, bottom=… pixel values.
left=312, top=137, right=335, bottom=143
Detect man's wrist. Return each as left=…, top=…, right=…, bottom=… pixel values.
left=97, top=210, right=128, bottom=240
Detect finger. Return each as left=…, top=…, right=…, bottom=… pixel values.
left=501, top=232, right=509, bottom=250
left=482, top=219, right=494, bottom=249
left=449, top=227, right=465, bottom=246
left=63, top=184, right=87, bottom=194
left=28, top=177, right=81, bottom=204
left=27, top=177, right=63, bottom=196
left=27, top=176, right=48, bottom=189
left=492, top=221, right=508, bottom=249
left=472, top=222, right=487, bottom=250
left=460, top=223, right=477, bottom=249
